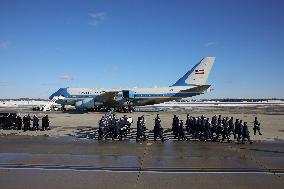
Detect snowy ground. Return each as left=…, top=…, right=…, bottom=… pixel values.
left=152, top=100, right=284, bottom=107
left=0, top=100, right=48, bottom=108
left=0, top=99, right=283, bottom=111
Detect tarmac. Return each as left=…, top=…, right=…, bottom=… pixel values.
left=0, top=107, right=284, bottom=188
left=0, top=136, right=283, bottom=189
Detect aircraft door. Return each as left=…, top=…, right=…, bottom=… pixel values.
left=122, top=90, right=134, bottom=99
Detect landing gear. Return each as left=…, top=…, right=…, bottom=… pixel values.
left=61, top=105, right=66, bottom=111
left=121, top=106, right=135, bottom=113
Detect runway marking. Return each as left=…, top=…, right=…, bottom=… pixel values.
left=0, top=164, right=283, bottom=175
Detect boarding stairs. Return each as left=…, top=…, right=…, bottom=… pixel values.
left=42, top=96, right=64, bottom=111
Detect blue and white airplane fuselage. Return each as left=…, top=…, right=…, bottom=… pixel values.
left=49, top=57, right=215, bottom=110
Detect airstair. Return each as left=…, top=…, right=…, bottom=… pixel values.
left=42, top=96, right=64, bottom=111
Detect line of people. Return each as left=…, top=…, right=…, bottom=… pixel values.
left=136, top=114, right=262, bottom=144
left=0, top=113, right=50, bottom=131
left=173, top=114, right=262, bottom=144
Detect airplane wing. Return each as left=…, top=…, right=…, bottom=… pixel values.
left=170, top=85, right=211, bottom=98
left=95, top=91, right=119, bottom=102
left=181, top=85, right=211, bottom=93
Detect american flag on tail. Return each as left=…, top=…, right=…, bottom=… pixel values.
left=195, top=69, right=204, bottom=74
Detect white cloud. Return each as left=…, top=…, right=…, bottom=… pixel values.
left=59, top=75, right=75, bottom=81
left=205, top=41, right=218, bottom=47
left=88, top=12, right=107, bottom=26
left=89, top=20, right=99, bottom=26
left=0, top=41, right=10, bottom=49
left=0, top=80, right=15, bottom=86
left=89, top=12, right=107, bottom=19
left=41, top=82, right=62, bottom=86
left=103, top=66, right=120, bottom=75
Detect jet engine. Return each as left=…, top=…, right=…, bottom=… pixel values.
left=75, top=98, right=95, bottom=110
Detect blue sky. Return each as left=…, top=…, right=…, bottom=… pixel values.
left=0, top=0, right=284, bottom=99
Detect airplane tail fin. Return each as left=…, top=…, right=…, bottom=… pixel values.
left=172, top=57, right=216, bottom=86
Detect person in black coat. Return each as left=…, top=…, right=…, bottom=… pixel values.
left=172, top=115, right=179, bottom=139
left=178, top=120, right=187, bottom=141
left=16, top=115, right=22, bottom=130
left=32, top=115, right=39, bottom=131
left=154, top=115, right=165, bottom=142
left=253, top=117, right=262, bottom=135
left=136, top=116, right=146, bottom=141
left=242, top=122, right=253, bottom=144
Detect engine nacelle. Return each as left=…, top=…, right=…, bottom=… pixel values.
left=119, top=99, right=133, bottom=106
left=75, top=98, right=95, bottom=110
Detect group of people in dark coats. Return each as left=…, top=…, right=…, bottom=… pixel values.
left=0, top=113, right=50, bottom=131
left=172, top=114, right=262, bottom=144
left=137, top=114, right=261, bottom=144
left=98, top=113, right=133, bottom=140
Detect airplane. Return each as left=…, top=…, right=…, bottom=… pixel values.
left=49, top=57, right=216, bottom=111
